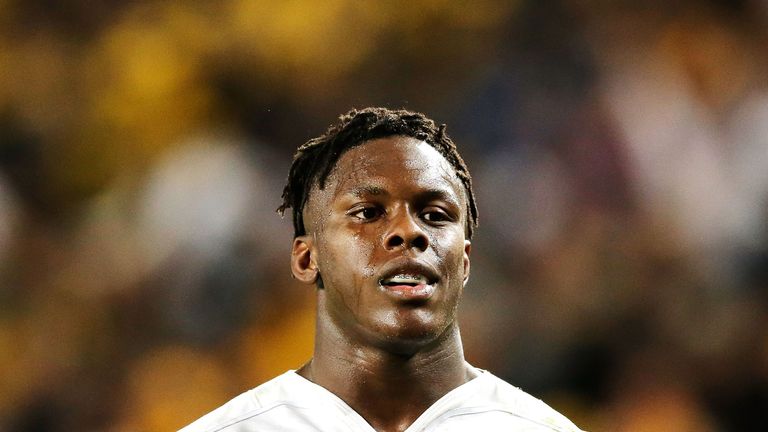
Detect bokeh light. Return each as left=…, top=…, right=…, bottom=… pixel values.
left=1, top=1, right=767, bottom=430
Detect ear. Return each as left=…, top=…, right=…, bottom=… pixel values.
left=291, top=235, right=319, bottom=285
left=462, top=240, right=471, bottom=286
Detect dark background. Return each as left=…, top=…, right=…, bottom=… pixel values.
left=1, top=1, right=767, bottom=430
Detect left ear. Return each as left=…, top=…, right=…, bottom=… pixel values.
left=462, top=240, right=471, bottom=286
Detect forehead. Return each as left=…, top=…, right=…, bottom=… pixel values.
left=302, top=136, right=466, bottom=229
left=327, top=136, right=463, bottom=198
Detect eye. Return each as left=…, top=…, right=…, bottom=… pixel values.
left=421, top=208, right=451, bottom=223
left=349, top=206, right=382, bottom=220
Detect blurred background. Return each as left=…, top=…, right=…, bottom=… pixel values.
left=1, top=0, right=768, bottom=430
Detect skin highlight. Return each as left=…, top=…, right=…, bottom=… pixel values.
left=290, top=136, right=475, bottom=432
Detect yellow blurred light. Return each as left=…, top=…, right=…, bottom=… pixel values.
left=238, top=290, right=315, bottom=385
left=123, top=345, right=231, bottom=431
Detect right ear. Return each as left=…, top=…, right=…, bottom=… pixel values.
left=291, top=235, right=319, bottom=285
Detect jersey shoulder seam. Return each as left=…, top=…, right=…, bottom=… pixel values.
left=198, top=401, right=311, bottom=432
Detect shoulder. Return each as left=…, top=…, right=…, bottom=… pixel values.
left=178, top=371, right=305, bottom=432
left=470, top=371, right=584, bottom=432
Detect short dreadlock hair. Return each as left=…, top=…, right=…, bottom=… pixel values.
left=277, top=107, right=478, bottom=239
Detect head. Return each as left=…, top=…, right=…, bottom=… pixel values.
left=278, top=108, right=478, bottom=239
left=278, top=107, right=478, bottom=352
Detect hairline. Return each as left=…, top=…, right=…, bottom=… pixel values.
left=301, top=134, right=471, bottom=236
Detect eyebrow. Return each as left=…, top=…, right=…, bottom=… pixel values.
left=347, top=185, right=389, bottom=197
left=346, top=185, right=461, bottom=208
left=419, top=188, right=462, bottom=208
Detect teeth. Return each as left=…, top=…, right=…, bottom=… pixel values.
left=383, top=274, right=428, bottom=285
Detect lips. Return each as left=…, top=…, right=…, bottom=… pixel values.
left=377, top=260, right=439, bottom=301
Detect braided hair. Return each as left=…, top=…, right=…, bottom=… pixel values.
left=277, top=107, right=478, bottom=238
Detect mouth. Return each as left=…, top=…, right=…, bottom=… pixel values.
left=377, top=262, right=438, bottom=301
left=380, top=274, right=429, bottom=287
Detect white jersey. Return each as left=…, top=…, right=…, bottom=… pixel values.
left=180, top=369, right=583, bottom=432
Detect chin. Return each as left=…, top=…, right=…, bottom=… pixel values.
left=369, top=312, right=455, bottom=355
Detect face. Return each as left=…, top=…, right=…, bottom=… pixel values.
left=291, top=136, right=471, bottom=352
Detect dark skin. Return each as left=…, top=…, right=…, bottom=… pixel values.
left=290, top=136, right=476, bottom=432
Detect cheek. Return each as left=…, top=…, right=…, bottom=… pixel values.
left=319, top=225, right=378, bottom=286
left=431, top=229, right=466, bottom=260
left=430, top=230, right=468, bottom=284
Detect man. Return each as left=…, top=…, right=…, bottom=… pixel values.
left=181, top=108, right=583, bottom=431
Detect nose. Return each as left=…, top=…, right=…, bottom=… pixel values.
left=383, top=207, right=429, bottom=252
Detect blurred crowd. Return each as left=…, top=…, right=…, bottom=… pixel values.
left=1, top=1, right=767, bottom=430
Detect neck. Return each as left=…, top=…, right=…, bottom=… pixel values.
left=298, top=312, right=477, bottom=432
